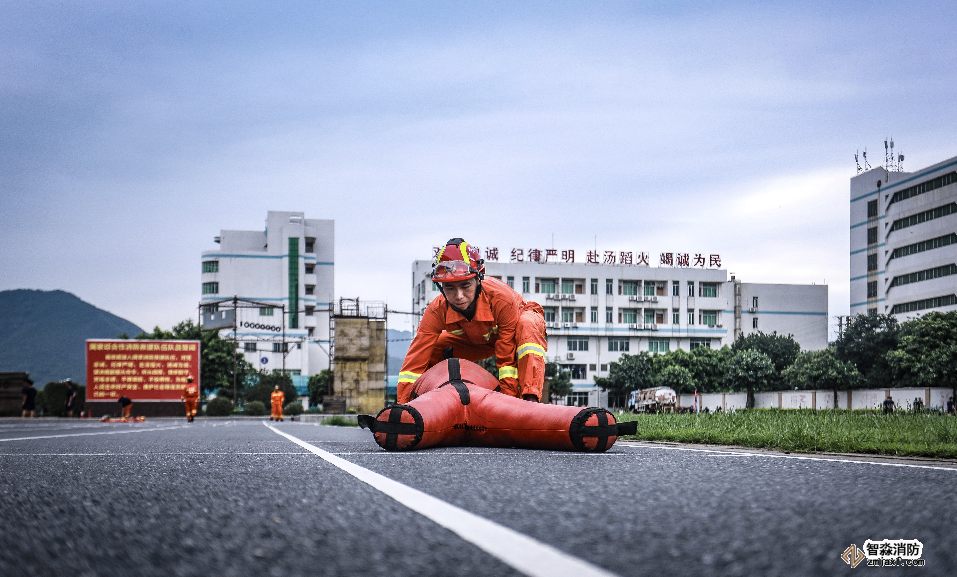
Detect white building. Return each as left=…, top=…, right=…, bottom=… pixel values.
left=201, top=211, right=334, bottom=385
left=411, top=257, right=828, bottom=403
left=850, top=152, right=957, bottom=319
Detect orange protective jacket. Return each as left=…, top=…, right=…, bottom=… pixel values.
left=181, top=384, right=199, bottom=402
left=398, top=277, right=538, bottom=404
left=271, top=390, right=285, bottom=409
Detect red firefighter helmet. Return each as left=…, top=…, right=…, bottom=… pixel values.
left=431, top=238, right=485, bottom=282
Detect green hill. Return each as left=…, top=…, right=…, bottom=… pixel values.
left=0, top=289, right=144, bottom=387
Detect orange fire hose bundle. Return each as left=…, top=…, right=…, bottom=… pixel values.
left=358, top=358, right=636, bottom=452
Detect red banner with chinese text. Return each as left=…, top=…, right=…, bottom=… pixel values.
left=86, top=340, right=201, bottom=402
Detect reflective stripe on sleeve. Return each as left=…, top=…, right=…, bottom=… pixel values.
left=398, top=371, right=422, bottom=384
left=517, top=343, right=546, bottom=359
left=448, top=329, right=465, bottom=336
left=498, top=366, right=518, bottom=379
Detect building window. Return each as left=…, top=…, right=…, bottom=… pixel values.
left=867, top=281, right=878, bottom=298
left=890, top=294, right=957, bottom=314
left=648, top=339, right=669, bottom=354
left=567, top=392, right=589, bottom=407
left=432, top=281, right=440, bottom=291
left=600, top=364, right=608, bottom=371
left=608, top=338, right=630, bottom=352
left=540, top=278, right=556, bottom=294
left=562, top=308, right=576, bottom=323
left=621, top=280, right=638, bottom=296
left=620, top=308, right=638, bottom=324
left=752, top=296, right=758, bottom=309
left=672, top=281, right=680, bottom=296
left=643, top=283, right=656, bottom=296
left=687, top=281, right=694, bottom=297
left=590, top=279, right=598, bottom=294
left=201, top=304, right=218, bottom=314
left=202, top=260, right=219, bottom=273
left=656, top=311, right=664, bottom=324
left=688, top=310, right=695, bottom=325
left=867, top=226, right=878, bottom=245
left=605, top=307, right=613, bottom=323
left=689, top=338, right=711, bottom=350
left=507, top=276, right=514, bottom=289
left=589, top=364, right=597, bottom=371
left=305, top=306, right=315, bottom=316
left=304, top=237, right=315, bottom=253
left=561, top=279, right=575, bottom=294
left=644, top=310, right=654, bottom=324
left=567, top=338, right=589, bottom=351
left=562, top=364, right=587, bottom=380
left=308, top=328, right=314, bottom=337
left=305, top=263, right=315, bottom=274
left=260, top=307, right=274, bottom=316
left=272, top=343, right=289, bottom=353
left=867, top=199, right=878, bottom=218
left=672, top=309, right=680, bottom=324
left=305, top=285, right=315, bottom=295
left=867, top=254, right=878, bottom=272
left=700, top=310, right=718, bottom=326
left=891, top=203, right=957, bottom=232
left=891, top=233, right=957, bottom=261
left=522, top=277, right=530, bottom=293
left=605, top=279, right=613, bottom=295
left=700, top=283, right=717, bottom=298
left=244, top=342, right=257, bottom=352
left=591, top=307, right=598, bottom=323
left=868, top=307, right=878, bottom=316
left=202, top=282, right=219, bottom=295
left=544, top=307, right=556, bottom=323
left=889, top=263, right=957, bottom=289
left=753, top=317, right=758, bottom=329
left=888, top=171, right=957, bottom=208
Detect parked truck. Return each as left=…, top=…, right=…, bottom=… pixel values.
left=627, top=387, right=678, bottom=413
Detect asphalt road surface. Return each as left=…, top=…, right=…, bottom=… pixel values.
left=1, top=417, right=954, bottom=577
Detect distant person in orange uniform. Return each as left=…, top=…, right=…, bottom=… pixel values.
left=181, top=375, right=199, bottom=422
left=397, top=238, right=547, bottom=405
left=270, top=385, right=285, bottom=421
left=118, top=396, right=133, bottom=419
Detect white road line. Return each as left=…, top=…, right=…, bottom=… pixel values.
left=266, top=423, right=620, bottom=577
left=0, top=425, right=183, bottom=442
left=0, top=452, right=310, bottom=456
left=621, top=443, right=957, bottom=472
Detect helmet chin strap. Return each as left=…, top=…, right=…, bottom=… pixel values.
left=444, top=280, right=482, bottom=321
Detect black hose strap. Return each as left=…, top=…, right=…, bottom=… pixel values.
left=569, top=408, right=618, bottom=452
left=373, top=404, right=424, bottom=451
left=438, top=358, right=470, bottom=405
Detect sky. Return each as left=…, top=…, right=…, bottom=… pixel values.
left=3, top=1, right=957, bottom=340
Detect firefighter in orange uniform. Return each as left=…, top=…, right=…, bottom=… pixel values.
left=270, top=385, right=285, bottom=422
left=398, top=238, right=547, bottom=405
left=181, top=375, right=199, bottom=422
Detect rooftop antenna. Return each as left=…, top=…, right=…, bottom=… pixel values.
left=862, top=148, right=871, bottom=171
left=885, top=138, right=893, bottom=172
left=854, top=150, right=863, bottom=174
left=898, top=152, right=905, bottom=172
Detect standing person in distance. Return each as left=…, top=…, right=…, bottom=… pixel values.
left=181, top=375, right=199, bottom=422
left=270, top=385, right=285, bottom=422
left=64, top=380, right=77, bottom=418
left=118, top=396, right=133, bottom=419
left=21, top=380, right=37, bottom=418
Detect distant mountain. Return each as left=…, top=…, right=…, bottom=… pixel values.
left=0, top=289, right=144, bottom=387
left=387, top=328, right=412, bottom=375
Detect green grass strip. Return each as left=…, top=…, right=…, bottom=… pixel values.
left=616, top=409, right=957, bottom=458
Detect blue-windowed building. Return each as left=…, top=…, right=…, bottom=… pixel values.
left=201, top=211, right=334, bottom=382
left=850, top=152, right=957, bottom=319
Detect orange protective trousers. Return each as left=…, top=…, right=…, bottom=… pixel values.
left=184, top=400, right=197, bottom=418
left=122, top=405, right=131, bottom=419
left=425, top=304, right=547, bottom=399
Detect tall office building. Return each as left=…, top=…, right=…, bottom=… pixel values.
left=850, top=153, right=957, bottom=318
left=201, top=211, right=334, bottom=384
left=411, top=256, right=827, bottom=403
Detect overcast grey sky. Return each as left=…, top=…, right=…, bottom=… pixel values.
left=3, top=1, right=956, bottom=339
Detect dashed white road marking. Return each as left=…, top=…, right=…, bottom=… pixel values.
left=621, top=443, right=957, bottom=471
left=0, top=425, right=183, bottom=442
left=266, top=423, right=620, bottom=577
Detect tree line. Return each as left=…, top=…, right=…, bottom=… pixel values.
left=587, top=311, right=957, bottom=410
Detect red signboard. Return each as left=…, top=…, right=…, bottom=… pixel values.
left=86, top=340, right=201, bottom=402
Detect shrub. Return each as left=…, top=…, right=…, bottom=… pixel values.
left=322, top=416, right=358, bottom=427
left=41, top=381, right=86, bottom=417
left=205, top=397, right=234, bottom=417
left=346, top=408, right=357, bottom=414
left=244, top=401, right=267, bottom=416
left=283, top=402, right=303, bottom=416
